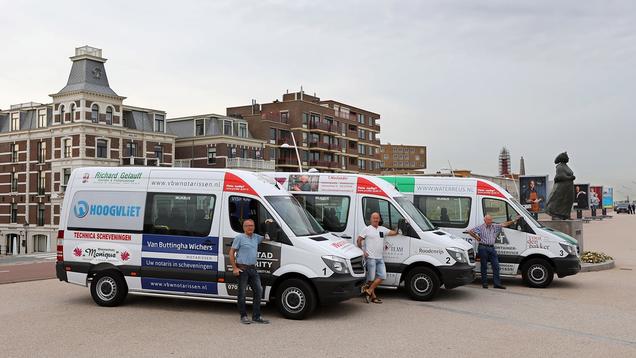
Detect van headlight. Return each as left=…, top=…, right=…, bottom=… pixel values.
left=321, top=255, right=350, bottom=274
left=446, top=248, right=468, bottom=264
left=559, top=243, right=577, bottom=256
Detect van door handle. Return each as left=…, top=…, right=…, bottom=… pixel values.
left=339, top=235, right=352, bottom=239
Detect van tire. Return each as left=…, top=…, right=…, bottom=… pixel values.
left=275, top=279, right=316, bottom=320
left=90, top=271, right=128, bottom=307
left=404, top=267, right=440, bottom=301
left=521, top=258, right=554, bottom=288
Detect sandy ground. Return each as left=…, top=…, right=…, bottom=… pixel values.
left=1, top=215, right=635, bottom=358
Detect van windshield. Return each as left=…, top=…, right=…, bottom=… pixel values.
left=266, top=196, right=326, bottom=236
left=394, top=197, right=435, bottom=231
left=509, top=197, right=544, bottom=228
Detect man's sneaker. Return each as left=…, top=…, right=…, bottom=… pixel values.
left=252, top=317, right=270, bottom=324
left=494, top=285, right=507, bottom=290
left=240, top=316, right=252, bottom=324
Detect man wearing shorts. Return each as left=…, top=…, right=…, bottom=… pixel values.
left=357, top=212, right=397, bottom=303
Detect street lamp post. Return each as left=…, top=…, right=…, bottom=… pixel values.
left=280, top=133, right=302, bottom=172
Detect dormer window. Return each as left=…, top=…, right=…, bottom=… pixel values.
left=223, top=120, right=232, bottom=136
left=106, top=107, right=113, bottom=125
left=154, top=114, right=165, bottom=132
left=91, top=104, right=99, bottom=123
left=195, top=119, right=204, bottom=136
left=238, top=123, right=248, bottom=138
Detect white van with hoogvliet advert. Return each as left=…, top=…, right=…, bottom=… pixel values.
left=56, top=167, right=365, bottom=319
left=266, top=173, right=475, bottom=301
left=380, top=176, right=581, bottom=288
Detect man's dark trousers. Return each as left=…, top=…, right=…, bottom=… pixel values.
left=478, top=244, right=501, bottom=286
left=237, top=265, right=263, bottom=319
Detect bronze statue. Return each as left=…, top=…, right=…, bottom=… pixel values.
left=546, top=152, right=576, bottom=220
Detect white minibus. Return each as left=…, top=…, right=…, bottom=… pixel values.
left=56, top=167, right=365, bottom=319
left=266, top=173, right=475, bottom=301
left=381, top=176, right=581, bottom=288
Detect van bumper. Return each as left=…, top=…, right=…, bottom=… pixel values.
left=56, top=262, right=68, bottom=282
left=311, top=275, right=365, bottom=305
left=553, top=255, right=581, bottom=278
left=438, top=263, right=475, bottom=289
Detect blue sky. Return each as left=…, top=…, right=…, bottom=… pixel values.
left=1, top=0, right=635, bottom=199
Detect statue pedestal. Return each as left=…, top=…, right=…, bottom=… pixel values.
left=538, top=219, right=584, bottom=252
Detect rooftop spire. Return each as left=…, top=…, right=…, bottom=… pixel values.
left=52, top=46, right=122, bottom=98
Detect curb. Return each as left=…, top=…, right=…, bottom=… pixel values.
left=580, top=260, right=615, bottom=272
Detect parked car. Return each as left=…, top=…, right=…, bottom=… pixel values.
left=614, top=203, right=630, bottom=214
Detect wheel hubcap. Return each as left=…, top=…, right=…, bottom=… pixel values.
left=412, top=274, right=432, bottom=295
left=96, top=276, right=118, bottom=301
left=529, top=265, right=547, bottom=283
left=282, top=287, right=306, bottom=313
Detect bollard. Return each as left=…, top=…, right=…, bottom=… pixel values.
left=602, top=208, right=607, bottom=216
left=576, top=210, right=583, bottom=219
left=591, top=207, right=597, bottom=217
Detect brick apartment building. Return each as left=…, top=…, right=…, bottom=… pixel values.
left=0, top=46, right=175, bottom=255
left=380, top=144, right=427, bottom=174
left=168, top=114, right=273, bottom=171
left=226, top=91, right=382, bottom=173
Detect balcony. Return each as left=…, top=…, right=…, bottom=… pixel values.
left=226, top=158, right=275, bottom=171
left=277, top=138, right=293, bottom=145
left=309, top=160, right=332, bottom=168
left=309, top=141, right=331, bottom=150
left=277, top=158, right=299, bottom=166
left=121, top=156, right=160, bottom=166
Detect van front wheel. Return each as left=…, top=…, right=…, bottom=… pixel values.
left=521, top=258, right=554, bottom=288
left=276, top=279, right=316, bottom=320
left=90, top=271, right=128, bottom=307
left=405, top=267, right=440, bottom=301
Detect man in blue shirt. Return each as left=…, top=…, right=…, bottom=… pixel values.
left=229, top=218, right=272, bottom=324
left=468, top=214, right=519, bottom=289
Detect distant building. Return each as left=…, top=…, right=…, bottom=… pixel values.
left=0, top=46, right=175, bottom=255
left=380, top=144, right=426, bottom=174
left=519, top=156, right=526, bottom=176
left=498, top=147, right=511, bottom=177
left=168, top=114, right=273, bottom=171
left=226, top=90, right=381, bottom=173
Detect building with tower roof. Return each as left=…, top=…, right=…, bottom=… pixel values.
left=0, top=46, right=175, bottom=255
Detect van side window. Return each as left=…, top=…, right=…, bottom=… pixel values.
left=143, top=193, right=215, bottom=237
left=482, top=198, right=533, bottom=233
left=415, top=195, right=471, bottom=228
left=293, top=194, right=350, bottom=232
left=228, top=196, right=274, bottom=235
left=362, top=197, right=406, bottom=232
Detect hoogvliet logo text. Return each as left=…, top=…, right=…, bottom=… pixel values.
left=73, top=201, right=141, bottom=218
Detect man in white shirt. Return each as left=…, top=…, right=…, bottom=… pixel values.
left=357, top=212, right=398, bottom=303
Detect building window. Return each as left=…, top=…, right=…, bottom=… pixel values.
left=59, top=105, right=65, bottom=123
left=37, top=204, right=45, bottom=226
left=195, top=119, right=204, bottom=136
left=37, top=170, right=46, bottom=195
left=37, top=141, right=46, bottom=163
left=91, top=104, right=99, bottom=123
left=223, top=120, right=233, bottom=136
left=269, top=128, right=276, bottom=141
left=106, top=107, right=113, bottom=125
left=154, top=145, right=163, bottom=162
left=62, top=168, right=71, bottom=189
left=280, top=112, right=289, bottom=124
left=358, top=114, right=364, bottom=124
left=11, top=113, right=20, bottom=131
left=302, top=113, right=308, bottom=126
left=10, top=203, right=17, bottom=223
left=126, top=142, right=137, bottom=157
left=11, top=143, right=18, bottom=162
left=10, top=172, right=18, bottom=192
left=96, top=139, right=108, bottom=158
left=70, top=103, right=76, bottom=121
left=63, top=138, right=72, bottom=158
left=38, top=109, right=47, bottom=128
left=207, top=147, right=216, bottom=164
left=154, top=114, right=164, bottom=132
left=238, top=123, right=248, bottom=138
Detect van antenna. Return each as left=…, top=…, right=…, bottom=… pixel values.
left=447, top=160, right=455, bottom=177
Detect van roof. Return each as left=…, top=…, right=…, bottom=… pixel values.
left=69, top=167, right=285, bottom=197
left=266, top=172, right=402, bottom=198
left=380, top=175, right=512, bottom=199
